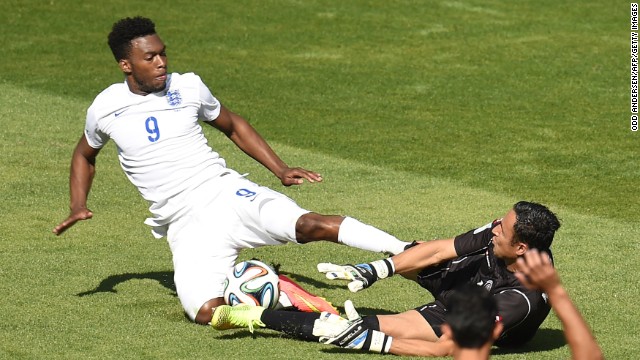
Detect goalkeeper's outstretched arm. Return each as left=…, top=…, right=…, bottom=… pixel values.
left=391, top=238, right=457, bottom=277
left=319, top=238, right=458, bottom=291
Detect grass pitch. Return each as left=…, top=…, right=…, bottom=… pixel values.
left=0, top=1, right=637, bottom=359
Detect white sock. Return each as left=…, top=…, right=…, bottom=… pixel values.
left=337, top=217, right=410, bottom=255
left=275, top=290, right=293, bottom=309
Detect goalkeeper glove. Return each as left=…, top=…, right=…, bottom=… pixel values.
left=317, top=259, right=395, bottom=292
left=313, top=300, right=393, bottom=354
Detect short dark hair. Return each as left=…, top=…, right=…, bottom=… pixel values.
left=445, top=284, right=498, bottom=349
left=513, top=201, right=561, bottom=250
left=107, top=16, right=156, bottom=62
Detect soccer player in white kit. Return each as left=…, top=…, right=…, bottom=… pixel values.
left=52, top=16, right=410, bottom=325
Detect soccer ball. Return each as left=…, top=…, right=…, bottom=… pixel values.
left=223, top=260, right=280, bottom=309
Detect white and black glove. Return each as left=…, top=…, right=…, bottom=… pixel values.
left=313, top=300, right=392, bottom=354
left=317, top=259, right=395, bottom=292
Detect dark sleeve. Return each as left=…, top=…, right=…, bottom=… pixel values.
left=453, top=220, right=497, bottom=256
left=494, top=289, right=531, bottom=332
left=493, top=289, right=549, bottom=348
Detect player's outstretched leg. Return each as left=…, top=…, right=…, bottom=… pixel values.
left=211, top=304, right=325, bottom=341
left=278, top=275, right=338, bottom=314
left=296, top=214, right=410, bottom=255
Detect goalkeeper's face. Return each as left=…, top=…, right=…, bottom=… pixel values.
left=491, top=210, right=526, bottom=261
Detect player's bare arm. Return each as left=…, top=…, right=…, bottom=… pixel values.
left=206, top=105, right=322, bottom=186
left=53, top=135, right=101, bottom=235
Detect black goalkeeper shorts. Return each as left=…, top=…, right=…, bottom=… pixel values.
left=414, top=300, right=447, bottom=337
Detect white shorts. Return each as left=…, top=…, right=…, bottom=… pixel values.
left=165, top=172, right=310, bottom=320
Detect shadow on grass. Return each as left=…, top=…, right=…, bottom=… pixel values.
left=75, top=270, right=324, bottom=299
left=76, top=270, right=318, bottom=298
left=77, top=271, right=176, bottom=297
left=214, top=331, right=293, bottom=340
left=492, top=328, right=566, bottom=354
left=278, top=271, right=329, bottom=290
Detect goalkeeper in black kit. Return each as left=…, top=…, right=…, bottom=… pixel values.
left=211, top=201, right=561, bottom=357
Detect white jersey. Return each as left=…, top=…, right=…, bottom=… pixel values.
left=84, top=72, right=227, bottom=230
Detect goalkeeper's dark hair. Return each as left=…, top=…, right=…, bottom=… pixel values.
left=445, top=284, right=498, bottom=349
left=107, top=16, right=157, bottom=62
left=512, top=201, right=561, bottom=250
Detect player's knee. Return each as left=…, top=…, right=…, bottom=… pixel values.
left=295, top=213, right=342, bottom=243
left=194, top=297, right=225, bottom=325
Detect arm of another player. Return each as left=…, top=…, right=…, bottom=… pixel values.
left=206, top=105, right=322, bottom=186
left=515, top=250, right=604, bottom=360
left=52, top=135, right=101, bottom=235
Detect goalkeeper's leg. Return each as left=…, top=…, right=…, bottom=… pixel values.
left=261, top=309, right=391, bottom=353
left=212, top=305, right=390, bottom=353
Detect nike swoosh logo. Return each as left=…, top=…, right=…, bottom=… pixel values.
left=114, top=110, right=126, bottom=117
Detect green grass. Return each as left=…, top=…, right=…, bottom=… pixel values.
left=1, top=0, right=638, bottom=359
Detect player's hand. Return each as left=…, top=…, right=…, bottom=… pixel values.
left=278, top=167, right=323, bottom=186
left=318, top=263, right=377, bottom=292
left=53, top=207, right=93, bottom=235
left=314, top=300, right=392, bottom=354
left=313, top=300, right=362, bottom=342
left=515, top=249, right=560, bottom=292
left=318, top=260, right=394, bottom=292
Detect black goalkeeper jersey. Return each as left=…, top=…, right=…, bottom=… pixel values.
left=416, top=220, right=551, bottom=348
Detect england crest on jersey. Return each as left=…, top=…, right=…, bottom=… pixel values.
left=166, top=90, right=182, bottom=106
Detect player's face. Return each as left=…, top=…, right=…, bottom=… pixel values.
left=120, top=34, right=168, bottom=95
left=491, top=209, right=524, bottom=261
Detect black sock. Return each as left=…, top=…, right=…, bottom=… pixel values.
left=361, top=315, right=380, bottom=331
left=260, top=310, right=321, bottom=341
